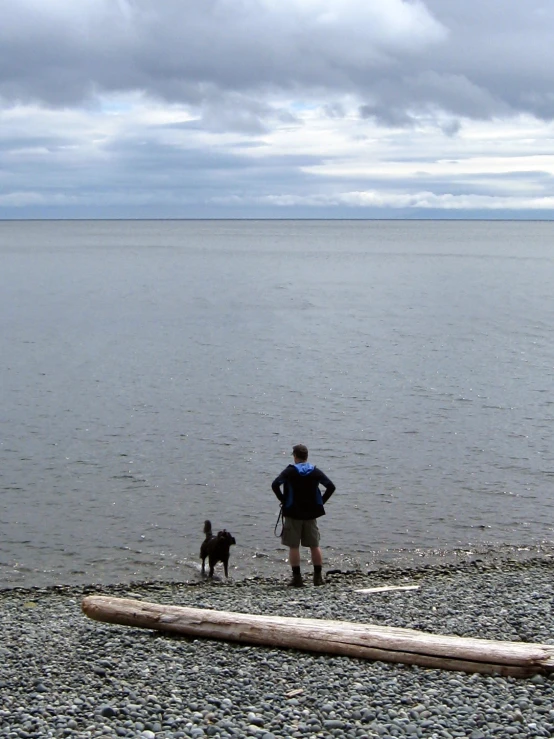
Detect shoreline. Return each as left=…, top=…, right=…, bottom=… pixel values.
left=2, top=542, right=554, bottom=597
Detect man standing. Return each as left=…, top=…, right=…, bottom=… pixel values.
left=272, top=443, right=336, bottom=587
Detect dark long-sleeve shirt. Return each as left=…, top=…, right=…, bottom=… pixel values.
left=271, top=464, right=336, bottom=520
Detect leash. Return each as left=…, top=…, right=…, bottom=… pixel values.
left=274, top=505, right=284, bottom=537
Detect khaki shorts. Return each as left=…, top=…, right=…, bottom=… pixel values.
left=281, top=517, right=321, bottom=548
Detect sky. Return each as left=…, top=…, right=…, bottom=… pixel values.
left=2, top=0, right=554, bottom=219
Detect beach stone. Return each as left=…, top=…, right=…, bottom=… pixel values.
left=247, top=713, right=265, bottom=727
left=3, top=563, right=554, bottom=739
left=99, top=705, right=117, bottom=718
left=324, top=719, right=345, bottom=729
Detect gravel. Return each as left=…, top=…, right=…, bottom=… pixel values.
left=2, top=557, right=554, bottom=738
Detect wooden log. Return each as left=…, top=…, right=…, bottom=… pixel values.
left=81, top=595, right=554, bottom=678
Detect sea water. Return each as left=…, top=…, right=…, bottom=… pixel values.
left=1, top=219, right=553, bottom=587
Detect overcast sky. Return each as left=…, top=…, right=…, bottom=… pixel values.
left=2, top=0, right=554, bottom=219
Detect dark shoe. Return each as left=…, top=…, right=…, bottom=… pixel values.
left=313, top=571, right=324, bottom=586
left=287, top=573, right=304, bottom=587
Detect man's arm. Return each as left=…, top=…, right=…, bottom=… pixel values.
left=318, top=470, right=336, bottom=504
left=271, top=471, right=286, bottom=503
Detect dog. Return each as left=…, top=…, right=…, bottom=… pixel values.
left=200, top=520, right=236, bottom=578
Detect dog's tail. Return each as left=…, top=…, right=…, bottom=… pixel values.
left=204, top=520, right=212, bottom=535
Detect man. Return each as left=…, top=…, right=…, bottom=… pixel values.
left=271, top=443, right=336, bottom=587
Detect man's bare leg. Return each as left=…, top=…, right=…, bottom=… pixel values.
left=288, top=547, right=303, bottom=586
left=289, top=547, right=301, bottom=567
left=311, top=546, right=324, bottom=585
left=310, top=546, right=322, bottom=566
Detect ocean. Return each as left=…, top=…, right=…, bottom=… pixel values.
left=1, top=219, right=553, bottom=588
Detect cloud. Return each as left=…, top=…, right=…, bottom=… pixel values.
left=1, top=1, right=443, bottom=105
left=294, top=191, right=554, bottom=211
left=2, top=1, right=554, bottom=218
left=2, top=0, right=554, bottom=123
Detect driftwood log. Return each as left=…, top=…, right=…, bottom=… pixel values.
left=81, top=595, right=554, bottom=678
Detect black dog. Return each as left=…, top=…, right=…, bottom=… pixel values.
left=200, top=520, right=236, bottom=578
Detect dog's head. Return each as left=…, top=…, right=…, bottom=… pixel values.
left=217, top=529, right=236, bottom=546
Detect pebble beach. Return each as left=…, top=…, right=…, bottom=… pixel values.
left=2, top=557, right=554, bottom=739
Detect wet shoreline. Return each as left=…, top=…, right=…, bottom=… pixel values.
left=3, top=541, right=554, bottom=596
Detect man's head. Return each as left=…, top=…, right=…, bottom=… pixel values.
left=292, top=443, right=308, bottom=461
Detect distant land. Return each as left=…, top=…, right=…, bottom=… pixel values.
left=1, top=208, right=554, bottom=221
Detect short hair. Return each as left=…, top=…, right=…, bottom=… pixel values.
left=292, top=443, right=308, bottom=461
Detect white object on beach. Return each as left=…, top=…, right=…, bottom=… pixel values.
left=354, top=585, right=420, bottom=594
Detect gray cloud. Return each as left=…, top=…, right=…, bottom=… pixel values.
left=2, top=0, right=554, bottom=122
left=0, top=122, right=325, bottom=210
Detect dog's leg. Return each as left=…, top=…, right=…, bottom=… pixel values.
left=201, top=557, right=206, bottom=575
left=223, top=556, right=229, bottom=578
